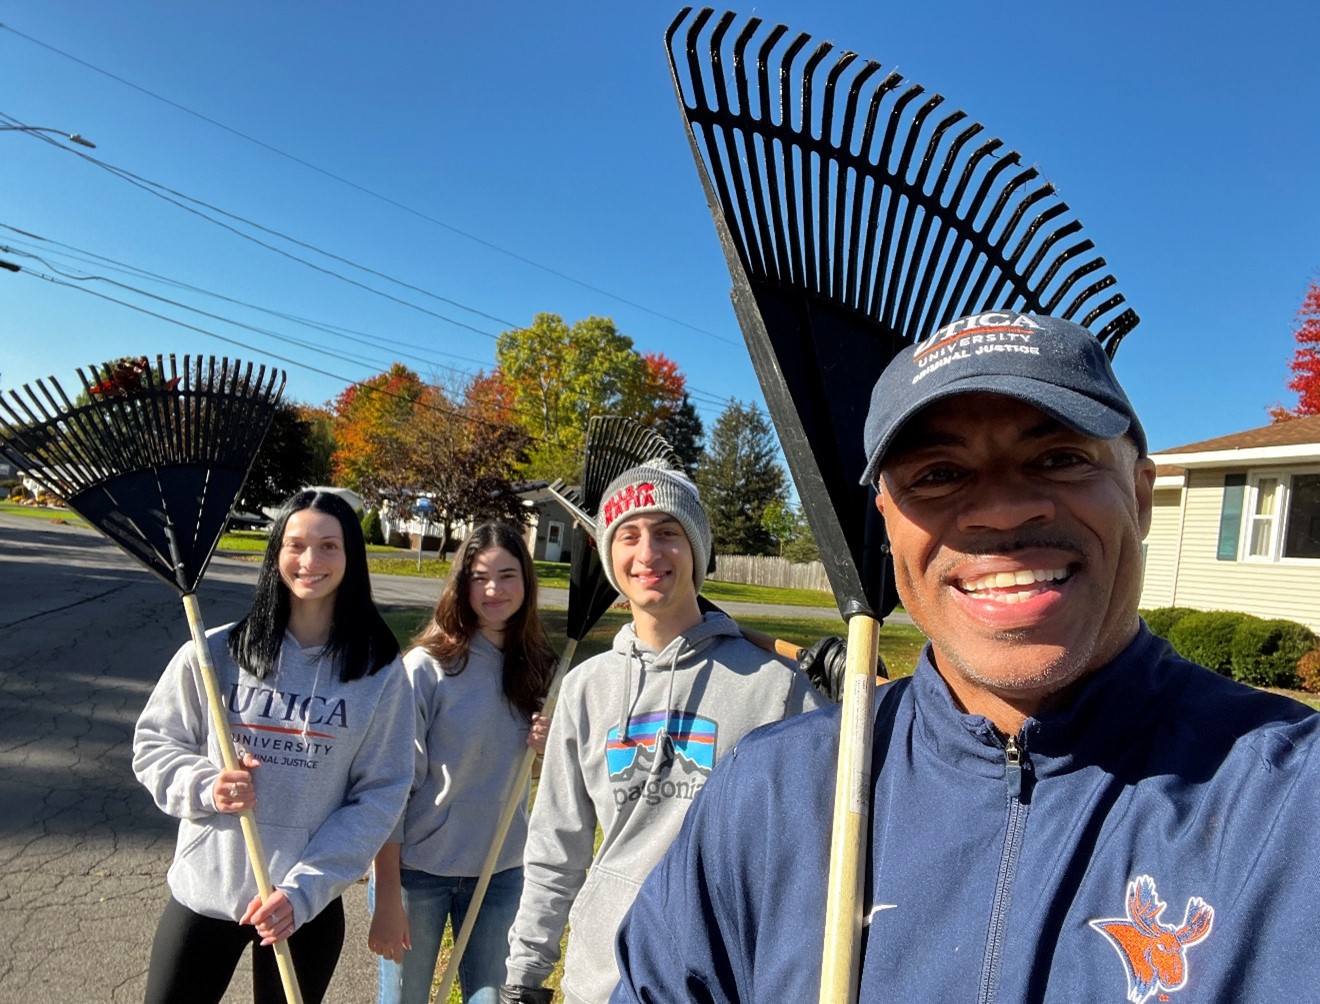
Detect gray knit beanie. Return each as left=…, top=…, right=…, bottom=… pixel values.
left=597, top=458, right=712, bottom=596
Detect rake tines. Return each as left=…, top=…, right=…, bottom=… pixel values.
left=580, top=415, right=683, bottom=509
left=0, top=355, right=286, bottom=592
left=667, top=7, right=1138, bottom=352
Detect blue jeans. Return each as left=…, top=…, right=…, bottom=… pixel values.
left=371, top=866, right=523, bottom=1004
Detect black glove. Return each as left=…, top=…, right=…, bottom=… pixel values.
left=499, top=986, right=553, bottom=1004
left=799, top=636, right=889, bottom=702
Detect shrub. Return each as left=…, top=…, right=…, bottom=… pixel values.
left=1230, top=618, right=1317, bottom=690
left=360, top=509, right=384, bottom=546
left=1297, top=649, right=1320, bottom=695
left=1166, top=611, right=1256, bottom=676
left=1141, top=607, right=1199, bottom=639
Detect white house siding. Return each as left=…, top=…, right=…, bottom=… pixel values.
left=1139, top=487, right=1184, bottom=609
left=1165, top=469, right=1320, bottom=633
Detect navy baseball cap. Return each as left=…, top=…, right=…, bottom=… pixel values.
left=860, top=310, right=1146, bottom=485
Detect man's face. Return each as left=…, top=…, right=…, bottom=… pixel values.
left=876, top=392, right=1155, bottom=712
left=610, top=513, right=697, bottom=615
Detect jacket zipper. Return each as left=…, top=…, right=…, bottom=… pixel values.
left=977, top=733, right=1028, bottom=1004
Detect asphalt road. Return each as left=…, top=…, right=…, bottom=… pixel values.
left=0, top=512, right=871, bottom=1002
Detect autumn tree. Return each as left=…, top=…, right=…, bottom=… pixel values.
left=399, top=380, right=532, bottom=553
left=330, top=363, right=426, bottom=494
left=331, top=367, right=532, bottom=550
left=695, top=399, right=788, bottom=556
left=494, top=314, right=686, bottom=480
left=1270, top=279, right=1320, bottom=421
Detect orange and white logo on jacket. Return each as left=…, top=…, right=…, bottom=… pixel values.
left=1089, top=875, right=1214, bottom=1004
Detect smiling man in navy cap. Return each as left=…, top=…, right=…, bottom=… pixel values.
left=609, top=311, right=1320, bottom=1003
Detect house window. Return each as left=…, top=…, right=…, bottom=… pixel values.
left=1282, top=473, right=1320, bottom=558
left=1237, top=469, right=1320, bottom=562
left=1245, top=476, right=1280, bottom=559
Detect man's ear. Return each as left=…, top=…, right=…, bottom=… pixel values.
left=1134, top=456, right=1156, bottom=538
left=873, top=477, right=886, bottom=516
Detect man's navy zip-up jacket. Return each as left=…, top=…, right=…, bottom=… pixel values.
left=611, top=626, right=1320, bottom=1003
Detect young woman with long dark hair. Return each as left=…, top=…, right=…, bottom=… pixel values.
left=368, top=522, right=556, bottom=1004
left=134, top=490, right=415, bottom=1004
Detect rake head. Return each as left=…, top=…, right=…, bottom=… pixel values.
left=666, top=7, right=1139, bottom=618
left=0, top=355, right=286, bottom=593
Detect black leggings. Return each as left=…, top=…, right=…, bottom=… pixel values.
left=143, top=895, right=345, bottom=1004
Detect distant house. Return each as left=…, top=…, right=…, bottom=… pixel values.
left=377, top=485, right=578, bottom=563
left=1140, top=414, right=1320, bottom=632
left=521, top=485, right=576, bottom=563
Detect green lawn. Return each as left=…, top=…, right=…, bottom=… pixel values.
left=0, top=499, right=88, bottom=525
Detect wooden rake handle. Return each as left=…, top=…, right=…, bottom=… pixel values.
left=182, top=593, right=305, bottom=1004
left=433, top=637, right=580, bottom=1002
left=819, top=615, right=879, bottom=1004
left=737, top=624, right=806, bottom=662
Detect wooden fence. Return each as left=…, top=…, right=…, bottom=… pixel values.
left=708, top=554, right=831, bottom=592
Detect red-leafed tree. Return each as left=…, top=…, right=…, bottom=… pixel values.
left=331, top=366, right=532, bottom=549
left=1270, top=279, right=1320, bottom=421
left=330, top=363, right=427, bottom=492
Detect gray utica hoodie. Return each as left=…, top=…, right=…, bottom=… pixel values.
left=133, top=625, right=414, bottom=928
left=505, top=612, right=827, bottom=1003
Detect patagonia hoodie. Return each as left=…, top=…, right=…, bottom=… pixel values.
left=505, top=611, right=826, bottom=1004
left=133, top=624, right=415, bottom=929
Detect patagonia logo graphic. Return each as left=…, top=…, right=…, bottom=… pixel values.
left=1089, top=875, right=1214, bottom=1004
left=607, top=711, right=716, bottom=777
left=608, top=711, right=715, bottom=811
left=601, top=481, right=656, bottom=528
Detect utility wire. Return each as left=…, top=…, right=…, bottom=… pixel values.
left=0, top=226, right=496, bottom=372
left=0, top=218, right=731, bottom=414
left=2, top=117, right=733, bottom=413
left=0, top=21, right=742, bottom=347
left=9, top=263, right=561, bottom=441
left=5, top=249, right=728, bottom=438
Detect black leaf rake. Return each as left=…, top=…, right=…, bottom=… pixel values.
left=665, top=8, right=1140, bottom=1000
left=0, top=355, right=303, bottom=1002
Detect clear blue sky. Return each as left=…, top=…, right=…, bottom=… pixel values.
left=2, top=1, right=1317, bottom=455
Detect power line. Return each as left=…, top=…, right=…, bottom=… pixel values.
left=0, top=216, right=732, bottom=417
left=0, top=226, right=496, bottom=373
left=5, top=263, right=561, bottom=442
left=4, top=250, right=730, bottom=442
left=0, top=21, right=742, bottom=348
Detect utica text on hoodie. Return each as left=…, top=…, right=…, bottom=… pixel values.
left=133, top=625, right=415, bottom=928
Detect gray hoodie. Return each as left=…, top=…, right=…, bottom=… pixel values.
left=504, top=612, right=826, bottom=1003
left=393, top=635, right=532, bottom=875
left=133, top=625, right=414, bottom=928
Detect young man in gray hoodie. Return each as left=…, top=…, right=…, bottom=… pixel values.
left=500, top=459, right=828, bottom=1004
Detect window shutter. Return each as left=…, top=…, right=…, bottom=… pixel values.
left=1217, top=473, right=1247, bottom=560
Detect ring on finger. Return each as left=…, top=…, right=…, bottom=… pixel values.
left=230, top=783, right=239, bottom=799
